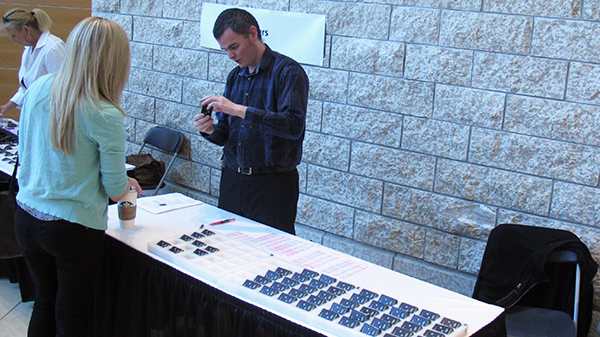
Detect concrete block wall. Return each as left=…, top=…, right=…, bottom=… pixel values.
left=92, top=0, right=600, bottom=333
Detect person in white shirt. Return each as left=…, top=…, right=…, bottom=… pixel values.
left=0, top=8, right=65, bottom=116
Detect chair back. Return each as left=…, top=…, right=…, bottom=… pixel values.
left=136, top=126, right=185, bottom=195
left=472, top=224, right=598, bottom=337
left=140, top=126, right=184, bottom=154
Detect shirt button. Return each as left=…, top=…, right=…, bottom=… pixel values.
left=245, top=92, right=249, bottom=96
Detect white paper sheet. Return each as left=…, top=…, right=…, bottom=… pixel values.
left=137, top=193, right=203, bottom=214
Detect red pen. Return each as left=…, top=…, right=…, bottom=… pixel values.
left=208, top=218, right=235, bottom=226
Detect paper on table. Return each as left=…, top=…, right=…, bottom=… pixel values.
left=137, top=193, right=203, bottom=214
left=225, top=230, right=373, bottom=279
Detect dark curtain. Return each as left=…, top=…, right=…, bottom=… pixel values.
left=0, top=162, right=35, bottom=302
left=0, top=258, right=34, bottom=302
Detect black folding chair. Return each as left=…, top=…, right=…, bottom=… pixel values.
left=137, top=126, right=184, bottom=196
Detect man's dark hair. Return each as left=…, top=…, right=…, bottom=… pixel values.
left=213, top=8, right=261, bottom=41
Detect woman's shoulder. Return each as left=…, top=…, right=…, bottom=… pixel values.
left=46, top=32, right=65, bottom=43
left=82, top=101, right=124, bottom=124
left=42, top=32, right=66, bottom=49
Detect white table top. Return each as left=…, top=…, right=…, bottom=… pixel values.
left=106, top=194, right=504, bottom=337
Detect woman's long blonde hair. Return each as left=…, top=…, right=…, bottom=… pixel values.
left=49, top=17, right=130, bottom=155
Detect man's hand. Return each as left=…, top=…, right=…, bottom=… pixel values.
left=200, top=95, right=247, bottom=119
left=192, top=113, right=215, bottom=134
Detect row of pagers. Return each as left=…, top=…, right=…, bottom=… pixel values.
left=148, top=228, right=468, bottom=337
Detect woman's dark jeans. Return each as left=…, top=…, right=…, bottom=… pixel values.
left=14, top=205, right=105, bottom=337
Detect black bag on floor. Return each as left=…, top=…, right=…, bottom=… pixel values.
left=126, top=153, right=165, bottom=188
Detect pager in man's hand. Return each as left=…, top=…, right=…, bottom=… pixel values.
left=201, top=104, right=213, bottom=117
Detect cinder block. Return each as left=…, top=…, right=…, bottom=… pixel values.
left=424, top=229, right=460, bottom=269
left=350, top=142, right=435, bottom=190
left=348, top=73, right=434, bottom=117
left=402, top=116, right=470, bottom=160
left=307, top=165, right=383, bottom=213
left=498, top=209, right=600, bottom=259
left=470, top=127, right=600, bottom=186
left=435, top=159, right=553, bottom=216
left=121, top=0, right=162, bottom=16
left=122, top=91, right=155, bottom=122
left=532, top=18, right=600, bottom=64
left=392, top=254, right=477, bottom=296
left=208, top=53, right=233, bottom=83
left=296, top=194, right=355, bottom=238
left=295, top=223, right=325, bottom=244
left=383, top=184, right=496, bottom=239
left=440, top=11, right=533, bottom=55
left=153, top=46, right=208, bottom=78
left=291, top=0, right=391, bottom=39
left=303, top=132, right=351, bottom=171
left=433, top=84, right=504, bottom=129
left=131, top=42, right=153, bottom=70
left=133, top=16, right=187, bottom=47
left=390, top=6, right=440, bottom=44
left=583, top=0, right=600, bottom=21
left=331, top=36, right=404, bottom=77
left=322, top=102, right=403, bottom=147
left=484, top=0, right=582, bottom=18
left=188, top=133, right=222, bottom=168
left=155, top=99, right=197, bottom=133
left=458, top=237, right=486, bottom=275
left=304, top=66, right=348, bottom=104
left=505, top=94, right=600, bottom=146
left=322, top=233, right=395, bottom=269
left=472, top=52, right=568, bottom=99
left=551, top=181, right=600, bottom=227
left=128, top=68, right=182, bottom=101
left=306, top=99, right=323, bottom=132
left=405, top=45, right=473, bottom=86
left=354, top=211, right=425, bottom=259
left=566, top=62, right=600, bottom=105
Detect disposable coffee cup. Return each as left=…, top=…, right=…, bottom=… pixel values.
left=118, top=187, right=137, bottom=229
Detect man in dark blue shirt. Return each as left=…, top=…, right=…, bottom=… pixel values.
left=192, top=8, right=309, bottom=234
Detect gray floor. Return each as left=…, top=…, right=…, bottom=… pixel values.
left=0, top=278, right=32, bottom=336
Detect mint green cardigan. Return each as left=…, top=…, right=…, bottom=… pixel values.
left=16, top=74, right=128, bottom=230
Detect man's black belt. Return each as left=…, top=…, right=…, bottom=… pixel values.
left=224, top=164, right=296, bottom=175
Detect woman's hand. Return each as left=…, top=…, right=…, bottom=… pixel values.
left=110, top=177, right=143, bottom=202
left=0, top=101, right=17, bottom=116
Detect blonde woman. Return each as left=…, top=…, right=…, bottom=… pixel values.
left=0, top=8, right=65, bottom=116
left=15, top=17, right=142, bottom=336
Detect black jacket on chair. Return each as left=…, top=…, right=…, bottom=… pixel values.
left=472, top=224, right=598, bottom=337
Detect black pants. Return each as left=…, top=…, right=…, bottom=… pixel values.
left=14, top=205, right=105, bottom=337
left=219, top=167, right=299, bottom=235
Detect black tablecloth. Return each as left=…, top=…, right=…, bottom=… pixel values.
left=0, top=257, right=34, bottom=302
left=94, top=236, right=326, bottom=337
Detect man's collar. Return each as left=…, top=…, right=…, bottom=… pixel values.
left=239, top=44, right=274, bottom=77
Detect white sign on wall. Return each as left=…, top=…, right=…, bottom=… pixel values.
left=200, top=3, right=326, bottom=67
